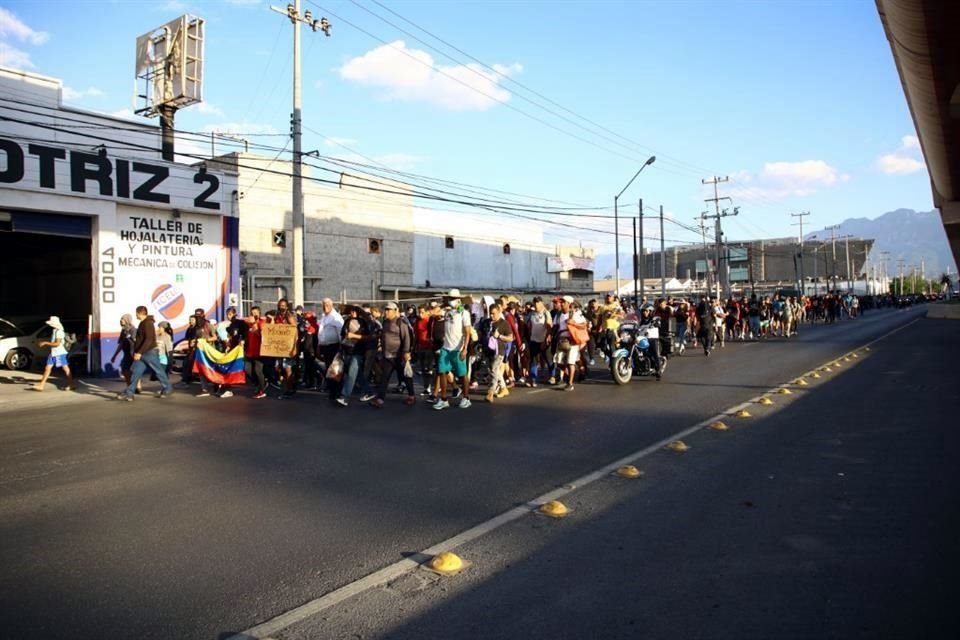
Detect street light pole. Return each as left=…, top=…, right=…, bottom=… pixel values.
left=271, top=1, right=331, bottom=307
left=614, top=156, right=656, bottom=295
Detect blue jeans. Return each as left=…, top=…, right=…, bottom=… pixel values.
left=340, top=352, right=368, bottom=399
left=125, top=350, right=172, bottom=397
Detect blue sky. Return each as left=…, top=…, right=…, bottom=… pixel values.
left=0, top=0, right=934, bottom=254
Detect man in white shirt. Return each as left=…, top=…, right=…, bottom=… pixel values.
left=434, top=289, right=473, bottom=410
left=316, top=298, right=344, bottom=396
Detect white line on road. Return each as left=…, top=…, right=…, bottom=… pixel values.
left=229, top=311, right=924, bottom=640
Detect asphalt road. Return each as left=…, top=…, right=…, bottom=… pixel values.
left=0, top=307, right=938, bottom=639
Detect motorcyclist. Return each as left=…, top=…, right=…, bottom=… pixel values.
left=638, top=304, right=662, bottom=379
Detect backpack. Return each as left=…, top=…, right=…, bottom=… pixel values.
left=63, top=332, right=77, bottom=352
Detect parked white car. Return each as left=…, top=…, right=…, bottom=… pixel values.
left=0, top=317, right=86, bottom=371
left=0, top=317, right=50, bottom=370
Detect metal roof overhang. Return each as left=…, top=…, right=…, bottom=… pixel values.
left=877, top=0, right=960, bottom=269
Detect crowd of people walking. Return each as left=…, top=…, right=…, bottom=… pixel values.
left=91, top=288, right=887, bottom=408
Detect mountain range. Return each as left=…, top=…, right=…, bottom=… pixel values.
left=805, top=208, right=957, bottom=279
left=592, top=208, right=957, bottom=281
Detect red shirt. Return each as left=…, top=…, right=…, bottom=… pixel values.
left=245, top=318, right=265, bottom=358
left=415, top=316, right=432, bottom=350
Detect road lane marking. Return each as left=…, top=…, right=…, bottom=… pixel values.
left=229, top=311, right=925, bottom=640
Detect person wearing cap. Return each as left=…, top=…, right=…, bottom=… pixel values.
left=369, top=301, right=416, bottom=408
left=434, top=289, right=473, bottom=410
left=28, top=315, right=75, bottom=391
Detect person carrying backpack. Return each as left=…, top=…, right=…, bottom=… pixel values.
left=28, top=315, right=75, bottom=392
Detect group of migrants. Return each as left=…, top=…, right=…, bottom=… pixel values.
left=93, top=287, right=879, bottom=407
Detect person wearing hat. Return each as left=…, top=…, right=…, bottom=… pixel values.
left=433, top=288, right=473, bottom=410
left=369, top=301, right=416, bottom=408
left=28, top=316, right=75, bottom=391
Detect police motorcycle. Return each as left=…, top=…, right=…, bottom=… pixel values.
left=610, top=306, right=667, bottom=385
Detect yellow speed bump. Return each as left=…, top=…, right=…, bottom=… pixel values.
left=833, top=361, right=843, bottom=367
left=821, top=366, right=833, bottom=372
left=851, top=353, right=859, bottom=358
left=757, top=397, right=774, bottom=406
left=734, top=409, right=751, bottom=419
left=538, top=500, right=570, bottom=518
left=810, top=372, right=821, bottom=379
left=777, top=388, right=793, bottom=395
left=428, top=551, right=467, bottom=576
left=668, top=441, right=690, bottom=453
left=708, top=420, right=729, bottom=431
left=865, top=347, right=871, bottom=352
left=843, top=357, right=852, bottom=362
left=793, top=378, right=809, bottom=386
left=616, top=465, right=644, bottom=479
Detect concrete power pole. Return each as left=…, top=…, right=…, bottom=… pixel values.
left=791, top=211, right=810, bottom=295
left=659, top=205, right=666, bottom=297
left=702, top=177, right=733, bottom=298
left=271, top=1, right=331, bottom=307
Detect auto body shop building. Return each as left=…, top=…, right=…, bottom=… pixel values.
left=0, top=67, right=240, bottom=373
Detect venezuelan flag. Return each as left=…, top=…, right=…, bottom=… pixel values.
left=193, top=340, right=246, bottom=385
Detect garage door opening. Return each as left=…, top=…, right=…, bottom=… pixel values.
left=0, top=211, right=92, bottom=372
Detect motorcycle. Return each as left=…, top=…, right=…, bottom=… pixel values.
left=610, top=319, right=667, bottom=385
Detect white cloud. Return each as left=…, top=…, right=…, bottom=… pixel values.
left=339, top=40, right=521, bottom=111
left=194, top=102, right=224, bottom=116
left=0, top=41, right=33, bottom=69
left=876, top=134, right=926, bottom=175
left=727, top=160, right=848, bottom=200
left=62, top=86, right=104, bottom=101
left=0, top=8, right=49, bottom=45
left=877, top=153, right=925, bottom=175
left=200, top=122, right=279, bottom=135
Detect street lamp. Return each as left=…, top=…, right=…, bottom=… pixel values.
left=614, top=156, right=656, bottom=297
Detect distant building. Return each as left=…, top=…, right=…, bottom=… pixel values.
left=636, top=236, right=876, bottom=295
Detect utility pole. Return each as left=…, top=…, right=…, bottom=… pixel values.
left=897, top=259, right=906, bottom=296
left=696, top=213, right=712, bottom=295
left=659, top=205, right=666, bottom=297
left=823, top=225, right=840, bottom=291
left=921, top=257, right=926, bottom=293
left=791, top=211, right=810, bottom=295
left=880, top=250, right=890, bottom=294
left=638, top=198, right=644, bottom=303
left=702, top=176, right=733, bottom=298
left=632, top=216, right=639, bottom=305
left=843, top=235, right=853, bottom=292
left=271, top=1, right=331, bottom=307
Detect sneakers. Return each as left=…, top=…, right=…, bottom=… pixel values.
left=336, top=396, right=348, bottom=407
left=485, top=389, right=496, bottom=403
left=459, top=398, right=472, bottom=409
left=419, top=388, right=433, bottom=398
left=469, top=381, right=479, bottom=390
left=253, top=391, right=267, bottom=399
left=403, top=396, right=416, bottom=406
left=155, top=390, right=173, bottom=399
left=495, top=387, right=510, bottom=398
left=359, top=393, right=376, bottom=402
left=563, top=384, right=575, bottom=392
left=433, top=399, right=450, bottom=411
left=369, top=398, right=384, bottom=408
left=196, top=390, right=211, bottom=397
left=548, top=377, right=556, bottom=385
left=115, top=393, right=133, bottom=402
left=219, top=390, right=234, bottom=398
left=451, top=388, right=463, bottom=399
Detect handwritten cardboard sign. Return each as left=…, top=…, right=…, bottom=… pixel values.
left=259, top=324, right=298, bottom=358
